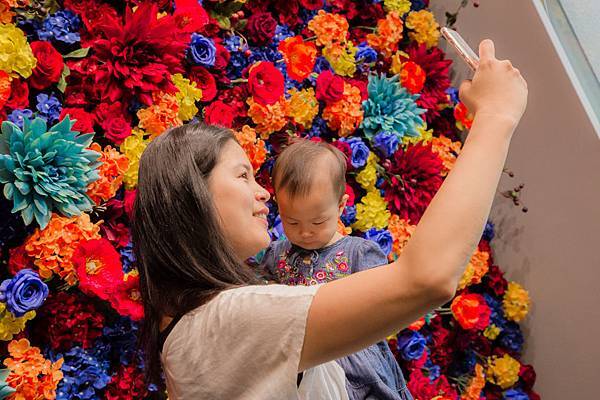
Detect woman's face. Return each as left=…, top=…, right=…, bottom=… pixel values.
left=208, top=140, right=271, bottom=260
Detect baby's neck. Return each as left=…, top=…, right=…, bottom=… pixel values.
left=292, top=231, right=344, bottom=251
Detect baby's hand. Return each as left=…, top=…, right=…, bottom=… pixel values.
left=459, top=39, right=528, bottom=127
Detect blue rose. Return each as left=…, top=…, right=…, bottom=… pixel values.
left=356, top=42, right=378, bottom=64
left=345, top=137, right=370, bottom=168
left=188, top=33, right=217, bottom=67
left=364, top=228, right=393, bottom=257
left=341, top=206, right=356, bottom=226
left=503, top=389, right=530, bottom=400
left=0, top=269, right=49, bottom=317
left=397, top=330, right=427, bottom=361
left=373, top=131, right=399, bottom=158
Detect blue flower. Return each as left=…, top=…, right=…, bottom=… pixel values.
left=51, top=346, right=111, bottom=400
left=424, top=357, right=441, bottom=381
left=223, top=35, right=247, bottom=52
left=119, top=242, right=137, bottom=273
left=227, top=52, right=250, bottom=79
left=364, top=228, right=393, bottom=256
left=188, top=33, right=217, bottom=67
left=410, top=0, right=428, bottom=11
left=269, top=215, right=286, bottom=242
left=503, top=388, right=530, bottom=400
left=0, top=269, right=48, bottom=317
left=35, top=93, right=62, bottom=123
left=361, top=73, right=426, bottom=141
left=7, top=109, right=34, bottom=129
left=307, top=116, right=334, bottom=138
left=273, top=24, right=295, bottom=45
left=314, top=56, right=332, bottom=75
left=0, top=116, right=101, bottom=228
left=484, top=293, right=508, bottom=330
left=356, top=42, right=378, bottom=64
left=483, top=220, right=495, bottom=241
left=341, top=206, right=356, bottom=226
left=372, top=131, right=399, bottom=158
left=396, top=330, right=427, bottom=361
left=344, top=137, right=370, bottom=168
left=38, top=10, right=81, bottom=44
left=499, top=322, right=524, bottom=353
left=97, top=317, right=141, bottom=365
left=446, top=87, right=460, bottom=105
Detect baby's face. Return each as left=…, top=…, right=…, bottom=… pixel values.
left=277, top=185, right=347, bottom=250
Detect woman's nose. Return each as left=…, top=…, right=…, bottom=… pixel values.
left=255, top=183, right=270, bottom=202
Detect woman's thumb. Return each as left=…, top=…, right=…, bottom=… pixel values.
left=459, top=79, right=472, bottom=102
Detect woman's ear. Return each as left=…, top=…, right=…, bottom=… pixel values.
left=338, top=194, right=349, bottom=216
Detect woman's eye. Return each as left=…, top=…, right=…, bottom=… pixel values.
left=239, top=172, right=249, bottom=179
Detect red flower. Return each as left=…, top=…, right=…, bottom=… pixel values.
left=173, top=0, right=209, bottom=33
left=124, top=190, right=136, bottom=221
left=519, top=363, right=537, bottom=391
left=63, top=57, right=102, bottom=107
left=345, top=184, right=355, bottom=206
left=105, top=364, right=148, bottom=400
left=189, top=66, right=217, bottom=102
left=4, top=78, right=29, bottom=110
left=34, top=291, right=105, bottom=351
left=214, top=41, right=231, bottom=71
left=300, top=0, right=324, bottom=10
left=102, top=116, right=132, bottom=145
left=72, top=238, right=124, bottom=301
left=28, top=41, right=64, bottom=90
left=403, top=44, right=452, bottom=124
left=381, top=143, right=443, bottom=224
left=59, top=108, right=95, bottom=133
left=111, top=273, right=144, bottom=321
left=7, top=245, right=34, bottom=276
left=483, top=264, right=508, bottom=296
left=278, top=36, right=317, bottom=82
left=246, top=12, right=278, bottom=45
left=101, top=198, right=131, bottom=248
left=0, top=71, right=10, bottom=109
left=316, top=70, right=344, bottom=104
left=407, top=369, right=458, bottom=400
left=451, top=293, right=491, bottom=330
left=248, top=61, right=285, bottom=105
left=204, top=100, right=235, bottom=128
left=345, top=78, right=368, bottom=101
left=91, top=3, right=189, bottom=105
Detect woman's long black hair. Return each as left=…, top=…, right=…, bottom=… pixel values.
left=132, top=123, right=259, bottom=386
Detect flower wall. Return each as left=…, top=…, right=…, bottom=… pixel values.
left=0, top=0, right=538, bottom=399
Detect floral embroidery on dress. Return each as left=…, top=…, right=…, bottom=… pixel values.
left=274, top=247, right=352, bottom=286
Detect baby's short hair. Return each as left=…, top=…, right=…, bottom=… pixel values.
left=272, top=139, right=347, bottom=200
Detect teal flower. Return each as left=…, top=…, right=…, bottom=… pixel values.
left=0, top=116, right=101, bottom=229
left=361, top=73, right=426, bottom=142
left=0, top=369, right=15, bottom=399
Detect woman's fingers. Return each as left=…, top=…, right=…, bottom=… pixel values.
left=479, top=39, right=496, bottom=61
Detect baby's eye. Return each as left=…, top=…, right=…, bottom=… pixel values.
left=313, top=220, right=326, bottom=225
left=288, top=222, right=298, bottom=226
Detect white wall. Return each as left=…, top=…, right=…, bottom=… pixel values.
left=431, top=1, right=600, bottom=397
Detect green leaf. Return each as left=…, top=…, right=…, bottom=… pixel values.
left=209, top=10, right=231, bottom=30
left=57, top=65, right=70, bottom=93
left=63, top=47, right=90, bottom=59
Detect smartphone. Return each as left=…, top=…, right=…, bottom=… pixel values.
left=441, top=27, right=480, bottom=71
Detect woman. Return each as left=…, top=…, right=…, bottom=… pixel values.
left=133, top=40, right=528, bottom=399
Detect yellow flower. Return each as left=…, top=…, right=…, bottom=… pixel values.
left=384, top=0, right=411, bottom=16
left=0, top=303, right=35, bottom=341
left=503, top=281, right=531, bottom=322
left=484, top=324, right=501, bottom=340
left=458, top=249, right=490, bottom=290
left=403, top=122, right=432, bottom=145
left=323, top=41, right=357, bottom=77
left=307, top=10, right=349, bottom=47
left=0, top=23, right=36, bottom=78
left=120, top=128, right=151, bottom=189
left=486, top=354, right=520, bottom=389
left=172, top=73, right=203, bottom=121
left=405, top=10, right=440, bottom=49
left=353, top=190, right=391, bottom=231
left=356, top=153, right=379, bottom=190
left=287, top=88, right=319, bottom=128
left=461, top=364, right=486, bottom=400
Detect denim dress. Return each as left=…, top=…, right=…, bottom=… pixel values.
left=261, top=236, right=413, bottom=400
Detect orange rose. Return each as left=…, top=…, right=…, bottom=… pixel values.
left=451, top=293, right=491, bottom=330
left=278, top=36, right=317, bottom=82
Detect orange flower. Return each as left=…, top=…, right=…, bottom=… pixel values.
left=458, top=249, right=490, bottom=290
left=137, top=91, right=182, bottom=138
left=387, top=214, right=416, bottom=258
left=0, top=70, right=10, bottom=108
left=454, top=101, right=474, bottom=130
left=367, top=12, right=404, bottom=58
left=461, top=364, right=486, bottom=400
left=234, top=125, right=267, bottom=172
left=24, top=213, right=102, bottom=286
left=337, top=218, right=351, bottom=236
left=322, top=82, right=363, bottom=137
left=307, top=10, right=349, bottom=47
left=3, top=338, right=63, bottom=400
left=399, top=61, right=426, bottom=94
left=408, top=317, right=425, bottom=331
left=247, top=97, right=290, bottom=138
left=451, top=293, right=491, bottom=330
left=278, top=36, right=317, bottom=82
left=430, top=134, right=461, bottom=176
left=87, top=143, right=129, bottom=205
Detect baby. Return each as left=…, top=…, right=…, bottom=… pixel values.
left=261, top=139, right=412, bottom=400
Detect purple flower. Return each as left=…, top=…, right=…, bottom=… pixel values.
left=0, top=269, right=48, bottom=317
left=344, top=137, right=370, bottom=168
left=396, top=329, right=427, bottom=361
left=188, top=33, right=216, bottom=67
left=364, top=228, right=393, bottom=256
